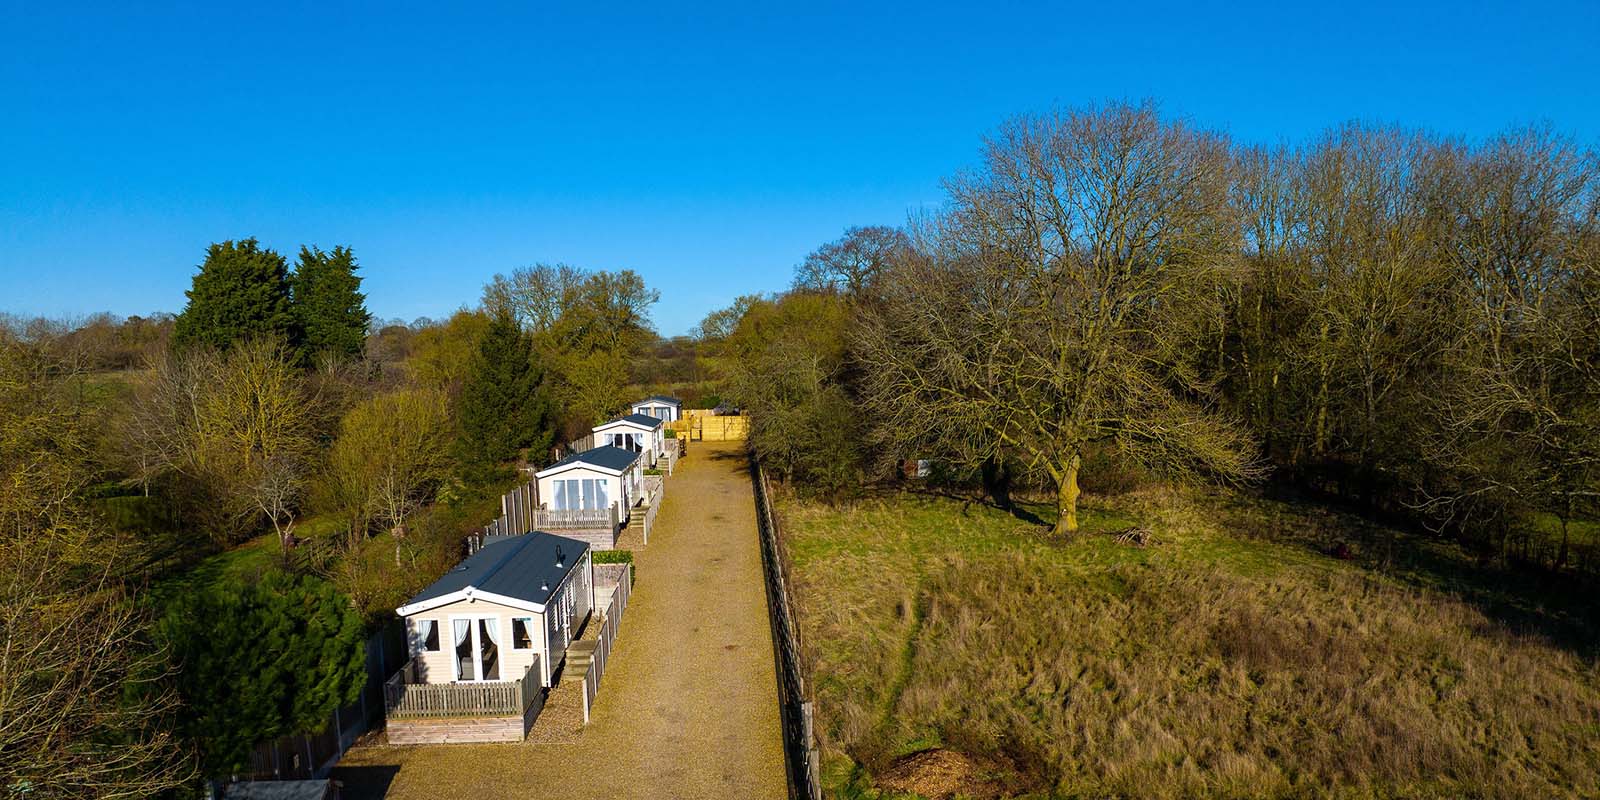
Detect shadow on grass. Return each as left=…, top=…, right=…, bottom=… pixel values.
left=1221, top=489, right=1600, bottom=662
left=328, top=764, right=400, bottom=800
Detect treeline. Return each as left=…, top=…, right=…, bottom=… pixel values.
left=0, top=243, right=686, bottom=794
left=712, top=101, right=1598, bottom=574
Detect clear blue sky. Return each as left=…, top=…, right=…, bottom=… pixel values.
left=3, top=1, right=1597, bottom=336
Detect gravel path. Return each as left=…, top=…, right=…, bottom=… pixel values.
left=335, top=442, right=787, bottom=800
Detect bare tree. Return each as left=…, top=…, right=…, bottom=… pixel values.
left=481, top=263, right=587, bottom=332
left=122, top=339, right=314, bottom=544
left=326, top=388, right=453, bottom=565
left=0, top=341, right=192, bottom=798
left=1290, top=124, right=1453, bottom=478
left=1420, top=128, right=1600, bottom=560
left=794, top=225, right=912, bottom=298
left=858, top=102, right=1262, bottom=535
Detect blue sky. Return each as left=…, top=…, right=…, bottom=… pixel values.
left=3, top=1, right=1597, bottom=336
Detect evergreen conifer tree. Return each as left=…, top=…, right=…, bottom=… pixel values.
left=173, top=238, right=299, bottom=352
left=291, top=245, right=372, bottom=358
left=455, top=311, right=552, bottom=485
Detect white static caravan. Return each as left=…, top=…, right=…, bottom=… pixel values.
left=534, top=445, right=644, bottom=522
left=395, top=532, right=594, bottom=689
left=592, top=413, right=667, bottom=468
left=629, top=395, right=682, bottom=423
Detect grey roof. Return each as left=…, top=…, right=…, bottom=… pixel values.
left=402, top=531, right=588, bottom=611
left=222, top=781, right=334, bottom=800
left=635, top=395, right=682, bottom=407
left=543, top=444, right=641, bottom=474
left=599, top=412, right=665, bottom=430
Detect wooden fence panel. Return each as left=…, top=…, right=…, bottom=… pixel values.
left=384, top=659, right=539, bottom=719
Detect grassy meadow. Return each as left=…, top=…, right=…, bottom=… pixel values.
left=777, top=487, right=1600, bottom=800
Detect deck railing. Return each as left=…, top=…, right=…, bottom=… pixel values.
left=533, top=505, right=620, bottom=530
left=383, top=657, right=540, bottom=719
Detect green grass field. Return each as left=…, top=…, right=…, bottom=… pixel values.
left=778, top=487, right=1600, bottom=800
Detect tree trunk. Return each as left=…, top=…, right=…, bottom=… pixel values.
left=981, top=455, right=1012, bottom=509
left=1054, top=455, right=1082, bottom=537
left=1557, top=502, right=1571, bottom=569
left=392, top=523, right=407, bottom=568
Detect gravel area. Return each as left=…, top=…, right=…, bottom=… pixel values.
left=335, top=442, right=787, bottom=799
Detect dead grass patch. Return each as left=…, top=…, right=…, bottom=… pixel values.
left=781, top=487, right=1600, bottom=799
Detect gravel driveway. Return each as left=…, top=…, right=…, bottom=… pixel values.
left=335, top=442, right=787, bottom=800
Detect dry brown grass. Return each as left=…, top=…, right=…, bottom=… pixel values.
left=781, top=488, right=1600, bottom=799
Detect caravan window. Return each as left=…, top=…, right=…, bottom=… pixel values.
left=416, top=619, right=440, bottom=652
left=511, top=617, right=534, bottom=650
left=552, top=478, right=610, bottom=511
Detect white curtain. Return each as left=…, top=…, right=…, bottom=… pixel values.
left=596, top=479, right=609, bottom=508
left=417, top=619, right=436, bottom=651
left=482, top=617, right=499, bottom=646
left=453, top=619, right=469, bottom=647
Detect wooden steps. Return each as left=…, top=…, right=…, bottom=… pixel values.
left=565, top=640, right=599, bottom=675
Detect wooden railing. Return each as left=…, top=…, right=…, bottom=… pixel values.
left=534, top=505, right=619, bottom=530
left=582, top=564, right=633, bottom=724
left=384, top=657, right=540, bottom=719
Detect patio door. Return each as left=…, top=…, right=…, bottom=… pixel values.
left=451, top=617, right=501, bottom=682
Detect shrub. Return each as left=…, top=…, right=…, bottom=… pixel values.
left=592, top=549, right=633, bottom=564
left=593, top=548, right=636, bottom=582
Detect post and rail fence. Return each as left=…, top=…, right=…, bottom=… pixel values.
left=750, top=455, right=822, bottom=800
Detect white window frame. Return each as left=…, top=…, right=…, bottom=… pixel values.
left=448, top=614, right=504, bottom=683
left=415, top=618, right=441, bottom=653
left=510, top=616, right=536, bottom=651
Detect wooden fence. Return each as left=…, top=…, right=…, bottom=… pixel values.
left=582, top=563, right=633, bottom=724
left=384, top=658, right=541, bottom=719
left=501, top=480, right=538, bottom=533
left=563, top=432, right=596, bottom=456
left=674, top=411, right=747, bottom=442
left=751, top=458, right=822, bottom=800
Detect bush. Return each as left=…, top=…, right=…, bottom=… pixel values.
left=664, top=428, right=677, bottom=439
left=160, top=571, right=366, bottom=776
left=593, top=549, right=635, bottom=583
left=592, top=549, right=633, bottom=564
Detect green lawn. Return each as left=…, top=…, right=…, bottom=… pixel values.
left=779, top=486, right=1600, bottom=800
left=145, top=512, right=347, bottom=604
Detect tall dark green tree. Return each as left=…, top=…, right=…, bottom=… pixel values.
left=173, top=238, right=299, bottom=352
left=159, top=572, right=365, bottom=777
left=292, top=245, right=372, bottom=358
left=455, top=310, right=552, bottom=485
